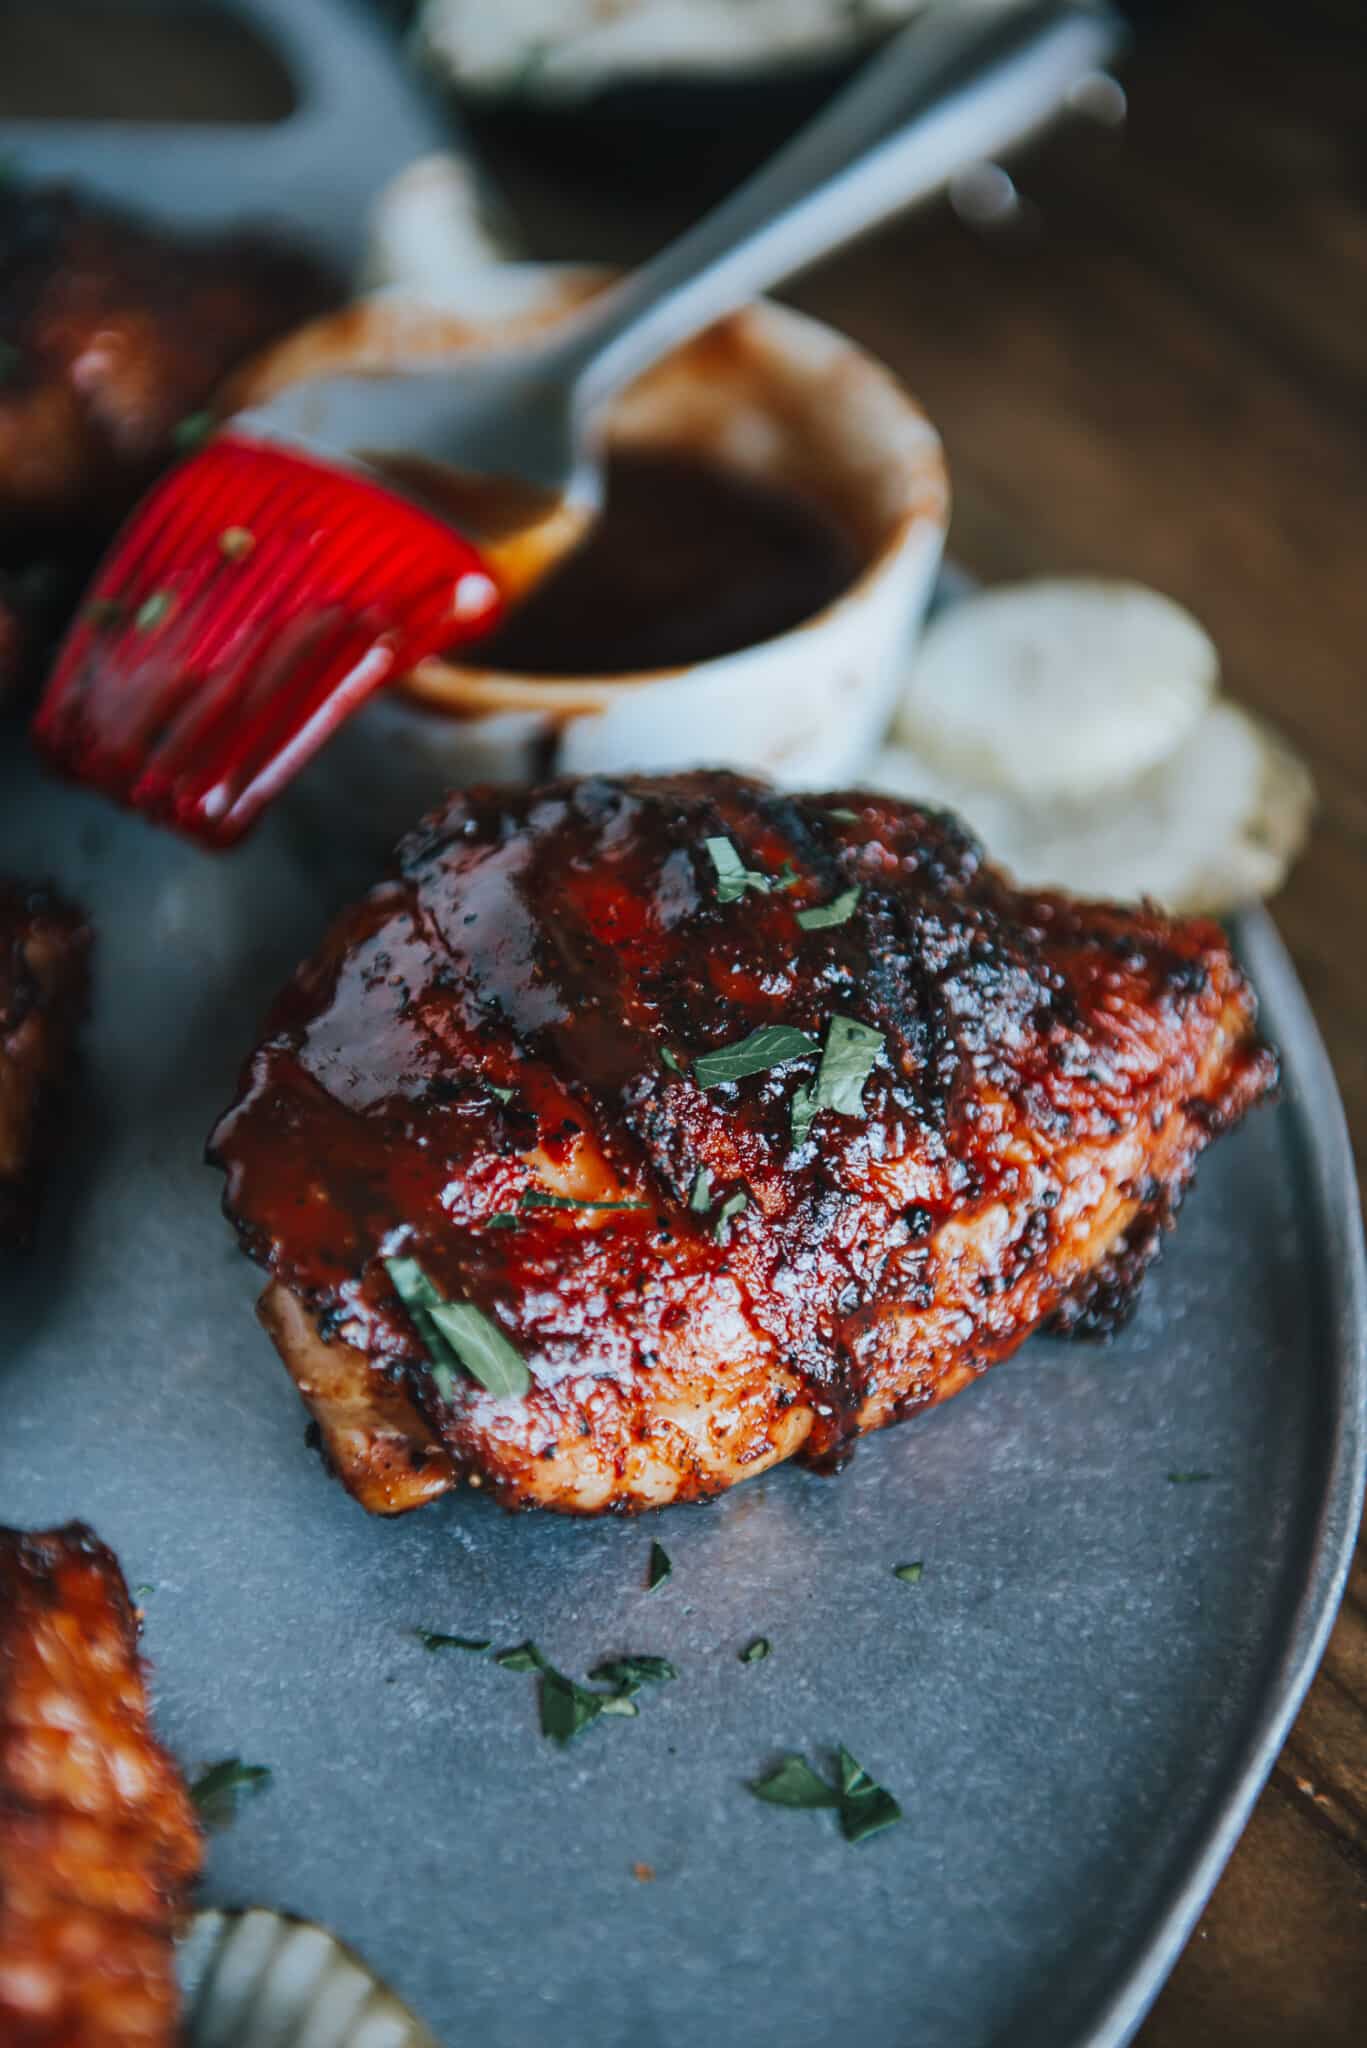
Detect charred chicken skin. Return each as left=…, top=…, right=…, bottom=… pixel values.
left=0, top=1524, right=202, bottom=2046
left=0, top=180, right=339, bottom=698
left=0, top=881, right=92, bottom=1247
left=210, top=773, right=1275, bottom=1517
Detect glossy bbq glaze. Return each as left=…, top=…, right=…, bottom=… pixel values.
left=0, top=1524, right=203, bottom=2047
left=210, top=773, right=1275, bottom=1515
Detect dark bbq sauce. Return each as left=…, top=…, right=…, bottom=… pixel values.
left=418, top=449, right=863, bottom=676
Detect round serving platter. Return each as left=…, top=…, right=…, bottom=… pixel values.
left=0, top=714, right=1362, bottom=2048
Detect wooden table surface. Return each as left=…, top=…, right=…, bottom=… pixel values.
left=9, top=0, right=1365, bottom=2037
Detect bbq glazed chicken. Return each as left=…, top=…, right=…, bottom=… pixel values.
left=0, top=1524, right=202, bottom=2046
left=1, top=881, right=92, bottom=1247
left=210, top=772, right=1275, bottom=1517
left=0, top=180, right=339, bottom=698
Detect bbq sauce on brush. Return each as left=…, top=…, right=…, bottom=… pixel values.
left=378, top=449, right=862, bottom=676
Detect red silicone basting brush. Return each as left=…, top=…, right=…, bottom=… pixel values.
left=32, top=435, right=504, bottom=848
left=31, top=2, right=1119, bottom=849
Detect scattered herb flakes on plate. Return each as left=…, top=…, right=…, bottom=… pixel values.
left=739, top=1637, right=771, bottom=1664
left=647, top=1541, right=672, bottom=1591
left=749, top=1748, right=901, bottom=1844
left=415, top=1628, right=492, bottom=1653
left=893, top=1562, right=924, bottom=1585
left=1167, top=1469, right=1214, bottom=1484
left=492, top=1642, right=660, bottom=1745
left=493, top=1640, right=546, bottom=1672
left=589, top=1655, right=678, bottom=1691
left=835, top=1746, right=903, bottom=1844
left=190, top=1758, right=272, bottom=1830
left=749, top=1755, right=838, bottom=1812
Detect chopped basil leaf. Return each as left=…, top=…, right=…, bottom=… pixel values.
left=174, top=410, right=213, bottom=452
left=539, top=1665, right=606, bottom=1745
left=190, top=1758, right=271, bottom=1829
left=826, top=807, right=859, bottom=823
left=836, top=1747, right=903, bottom=1843
left=790, top=1014, right=885, bottom=1148
left=796, top=886, right=862, bottom=932
left=493, top=1641, right=547, bottom=1672
left=589, top=1655, right=678, bottom=1690
left=416, top=1628, right=491, bottom=1652
left=486, top=1213, right=519, bottom=1229
left=688, top=1165, right=713, bottom=1213
left=713, top=1190, right=748, bottom=1243
left=385, top=1255, right=530, bottom=1399
left=134, top=590, right=175, bottom=633
left=538, top=1661, right=643, bottom=1743
left=749, top=1755, right=838, bottom=1810
left=133, top=1583, right=155, bottom=1600
left=647, top=1541, right=672, bottom=1591
left=693, top=1024, right=817, bottom=1091
left=893, top=1562, right=924, bottom=1585
left=705, top=836, right=797, bottom=903
left=660, top=1045, right=684, bottom=1074
left=487, top=1084, right=515, bottom=1103
left=1167, top=1469, right=1214, bottom=1484
left=429, top=1299, right=529, bottom=1396
left=521, top=1189, right=649, bottom=1214
left=218, top=525, right=255, bottom=561
left=749, top=1748, right=902, bottom=1843
left=740, top=1637, right=771, bottom=1664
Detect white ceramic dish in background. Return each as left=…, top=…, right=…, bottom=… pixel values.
left=231, top=268, right=947, bottom=844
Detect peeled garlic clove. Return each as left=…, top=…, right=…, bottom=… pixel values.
left=895, top=578, right=1219, bottom=800
left=179, top=1908, right=438, bottom=2048
left=869, top=700, right=1313, bottom=914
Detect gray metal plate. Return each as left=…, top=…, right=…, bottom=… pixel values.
left=1, top=739, right=1363, bottom=2048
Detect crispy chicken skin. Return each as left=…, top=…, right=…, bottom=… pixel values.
left=0, top=180, right=339, bottom=697
left=0, top=882, right=92, bottom=1247
left=210, top=773, right=1275, bottom=1517
left=0, top=1524, right=202, bottom=2046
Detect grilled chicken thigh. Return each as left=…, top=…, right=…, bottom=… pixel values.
left=0, top=1524, right=202, bottom=2046
left=0, top=881, right=91, bottom=1246
left=211, top=773, right=1274, bottom=1516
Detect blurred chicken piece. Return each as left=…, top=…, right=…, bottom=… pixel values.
left=0, top=179, right=340, bottom=697
left=0, top=881, right=91, bottom=1248
left=0, top=1524, right=202, bottom=2046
